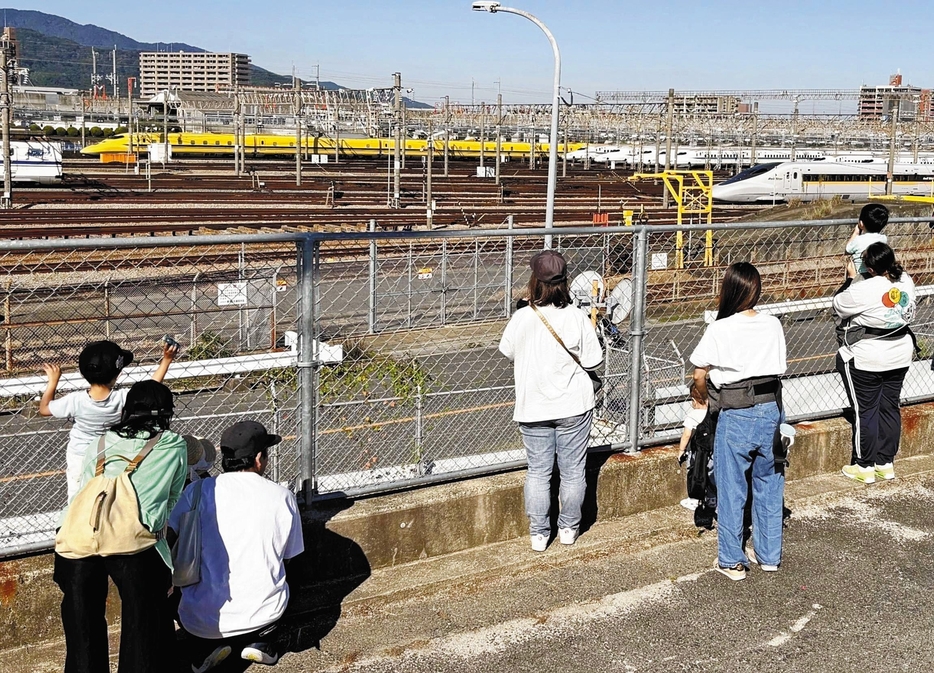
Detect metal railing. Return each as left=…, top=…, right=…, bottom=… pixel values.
left=3, top=217, right=934, bottom=557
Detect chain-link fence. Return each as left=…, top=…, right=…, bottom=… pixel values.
left=4, top=218, right=934, bottom=558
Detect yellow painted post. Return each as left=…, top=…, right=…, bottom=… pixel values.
left=590, top=280, right=599, bottom=328
left=623, top=209, right=634, bottom=226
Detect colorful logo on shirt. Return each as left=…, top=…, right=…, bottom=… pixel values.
left=881, top=287, right=908, bottom=308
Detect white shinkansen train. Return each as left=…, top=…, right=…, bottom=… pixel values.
left=711, top=161, right=934, bottom=203
left=3, top=140, right=63, bottom=184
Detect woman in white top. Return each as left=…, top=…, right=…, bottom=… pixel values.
left=499, top=250, right=603, bottom=552
left=833, top=242, right=915, bottom=484
left=690, top=263, right=787, bottom=581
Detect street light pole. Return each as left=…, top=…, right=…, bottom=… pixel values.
left=472, top=2, right=560, bottom=248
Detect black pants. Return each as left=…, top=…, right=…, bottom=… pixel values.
left=53, top=547, right=176, bottom=673
left=183, top=620, right=280, bottom=670
left=836, top=353, right=908, bottom=468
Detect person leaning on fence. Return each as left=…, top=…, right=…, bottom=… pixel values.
left=499, top=250, right=603, bottom=552
left=39, top=339, right=178, bottom=502
left=169, top=421, right=304, bottom=672
left=52, top=380, right=187, bottom=673
left=833, top=242, right=916, bottom=484
left=689, top=262, right=787, bottom=581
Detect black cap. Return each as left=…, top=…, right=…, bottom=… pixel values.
left=220, top=421, right=281, bottom=460
left=78, top=340, right=134, bottom=384
left=530, top=250, right=567, bottom=283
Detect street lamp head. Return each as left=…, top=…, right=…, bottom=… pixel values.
left=472, top=1, right=501, bottom=12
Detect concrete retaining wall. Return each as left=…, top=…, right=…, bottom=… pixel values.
left=4, top=403, right=934, bottom=652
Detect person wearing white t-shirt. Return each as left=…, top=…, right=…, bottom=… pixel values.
left=833, top=242, right=915, bottom=484
left=40, top=339, right=177, bottom=502
left=499, top=250, right=603, bottom=552
left=169, top=420, right=304, bottom=672
left=690, top=262, right=787, bottom=581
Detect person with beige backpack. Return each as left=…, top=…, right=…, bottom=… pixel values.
left=53, top=379, right=187, bottom=673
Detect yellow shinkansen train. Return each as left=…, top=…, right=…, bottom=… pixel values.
left=81, top=132, right=585, bottom=160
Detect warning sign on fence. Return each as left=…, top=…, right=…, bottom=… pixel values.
left=217, top=281, right=248, bottom=306
left=417, top=267, right=433, bottom=280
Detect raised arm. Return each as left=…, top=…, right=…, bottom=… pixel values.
left=151, top=343, right=178, bottom=383
left=691, top=367, right=710, bottom=408
left=38, top=363, right=61, bottom=416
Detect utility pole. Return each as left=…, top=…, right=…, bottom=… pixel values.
left=233, top=86, right=240, bottom=176
left=663, top=88, right=674, bottom=208
left=886, top=100, right=899, bottom=195
left=112, top=47, right=118, bottom=99
left=443, top=95, right=450, bottom=177
left=0, top=33, right=13, bottom=209
left=392, top=72, right=402, bottom=209
left=426, top=117, right=433, bottom=228
left=479, top=102, right=485, bottom=169
left=294, top=76, right=302, bottom=186
left=126, top=77, right=135, bottom=159
left=750, top=101, right=758, bottom=166
left=790, top=96, right=800, bottom=162
left=495, top=93, right=502, bottom=186
left=162, top=90, right=169, bottom=167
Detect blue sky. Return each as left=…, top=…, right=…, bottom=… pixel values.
left=13, top=0, right=934, bottom=106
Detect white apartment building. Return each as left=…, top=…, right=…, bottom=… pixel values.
left=139, top=52, right=250, bottom=99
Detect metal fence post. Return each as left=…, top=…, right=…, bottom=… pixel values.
left=103, top=280, right=112, bottom=338
left=298, top=236, right=319, bottom=504
left=473, top=239, right=479, bottom=319
left=407, top=242, right=413, bottom=329
left=440, top=239, right=448, bottom=325
left=504, top=215, right=514, bottom=317
left=368, top=219, right=377, bottom=334
left=627, top=225, right=649, bottom=454
left=189, top=272, right=199, bottom=347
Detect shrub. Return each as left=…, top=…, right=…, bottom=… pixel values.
left=67, top=127, right=80, bottom=137
left=28, top=123, right=39, bottom=132
left=89, top=126, right=103, bottom=137
left=42, top=125, right=55, bottom=136
left=102, top=128, right=114, bottom=137
left=54, top=127, right=67, bottom=136
left=188, top=331, right=233, bottom=360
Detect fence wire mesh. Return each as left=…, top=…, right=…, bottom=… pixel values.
left=4, top=219, right=934, bottom=557
left=0, top=239, right=302, bottom=557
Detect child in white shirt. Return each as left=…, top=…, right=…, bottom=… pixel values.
left=845, top=203, right=888, bottom=280
left=39, top=339, right=177, bottom=502
left=679, top=383, right=708, bottom=510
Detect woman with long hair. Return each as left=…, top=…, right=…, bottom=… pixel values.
left=53, top=379, right=187, bottom=673
left=689, top=262, right=787, bottom=580
left=833, top=241, right=915, bottom=483
left=499, top=250, right=603, bottom=552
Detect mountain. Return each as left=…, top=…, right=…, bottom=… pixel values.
left=3, top=8, right=427, bottom=105
left=0, top=8, right=202, bottom=52
left=3, top=8, right=329, bottom=91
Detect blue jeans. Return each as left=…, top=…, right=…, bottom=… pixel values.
left=519, top=410, right=592, bottom=536
left=713, top=402, right=783, bottom=568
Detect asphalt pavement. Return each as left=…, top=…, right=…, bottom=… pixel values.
left=273, top=455, right=934, bottom=673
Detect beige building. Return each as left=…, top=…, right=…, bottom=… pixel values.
left=139, top=52, right=250, bottom=99
left=858, top=73, right=930, bottom=121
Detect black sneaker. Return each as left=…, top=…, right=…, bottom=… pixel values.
left=241, top=642, right=280, bottom=666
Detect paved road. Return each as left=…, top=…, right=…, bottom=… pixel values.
left=273, top=458, right=934, bottom=673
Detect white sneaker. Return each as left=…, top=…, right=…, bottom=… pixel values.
left=680, top=497, right=700, bottom=511
left=558, top=527, right=578, bottom=545
left=530, top=533, right=548, bottom=552
left=192, top=645, right=231, bottom=673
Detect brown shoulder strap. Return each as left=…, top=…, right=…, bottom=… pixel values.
left=531, top=304, right=583, bottom=366
left=125, top=433, right=163, bottom=474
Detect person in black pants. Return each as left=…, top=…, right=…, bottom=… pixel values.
left=53, top=381, right=187, bottom=673
left=833, top=242, right=916, bottom=483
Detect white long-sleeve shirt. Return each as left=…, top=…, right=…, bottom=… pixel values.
left=833, top=273, right=915, bottom=371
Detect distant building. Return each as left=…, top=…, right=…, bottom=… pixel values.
left=671, top=95, right=739, bottom=115
left=858, top=73, right=931, bottom=121
left=139, top=52, right=251, bottom=99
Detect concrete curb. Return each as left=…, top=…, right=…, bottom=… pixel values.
left=3, top=402, right=934, bottom=655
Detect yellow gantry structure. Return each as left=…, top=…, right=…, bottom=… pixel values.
left=630, top=170, right=714, bottom=269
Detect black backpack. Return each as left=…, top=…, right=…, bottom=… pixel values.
left=679, top=410, right=718, bottom=527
